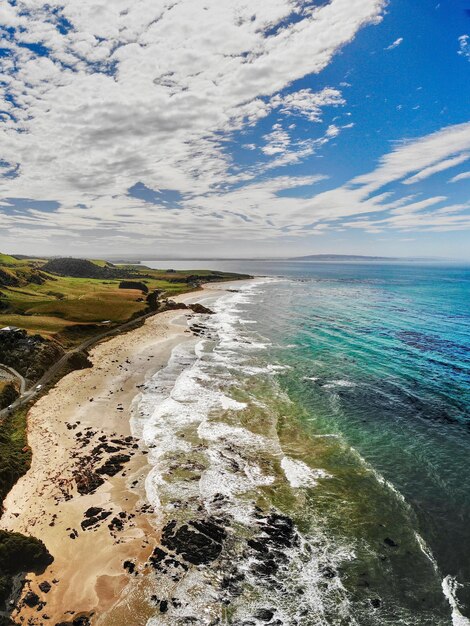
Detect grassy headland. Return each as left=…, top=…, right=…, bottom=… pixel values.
left=0, top=255, right=247, bottom=346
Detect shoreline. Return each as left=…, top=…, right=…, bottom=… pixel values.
left=0, top=283, right=236, bottom=625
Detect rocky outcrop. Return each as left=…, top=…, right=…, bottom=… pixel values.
left=167, top=273, right=236, bottom=284
left=150, top=517, right=227, bottom=568
left=159, top=300, right=214, bottom=315
left=95, top=454, right=131, bottom=477
left=188, top=303, right=214, bottom=315
left=0, top=530, right=53, bottom=608
left=160, top=299, right=188, bottom=311
left=247, top=511, right=299, bottom=580
left=0, top=268, right=46, bottom=290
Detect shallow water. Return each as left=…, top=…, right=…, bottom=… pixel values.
left=136, top=262, right=470, bottom=625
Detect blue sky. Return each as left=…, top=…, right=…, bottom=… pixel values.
left=0, top=0, right=469, bottom=258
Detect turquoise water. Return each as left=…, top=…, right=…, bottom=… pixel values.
left=143, top=261, right=470, bottom=624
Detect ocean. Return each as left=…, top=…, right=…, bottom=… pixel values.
left=134, top=261, right=470, bottom=625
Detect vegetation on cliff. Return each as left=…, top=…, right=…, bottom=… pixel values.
left=0, top=331, right=64, bottom=382
left=0, top=383, right=19, bottom=411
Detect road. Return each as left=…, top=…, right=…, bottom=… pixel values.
left=0, top=364, right=27, bottom=394
left=0, top=307, right=160, bottom=420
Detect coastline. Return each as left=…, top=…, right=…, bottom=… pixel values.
left=0, top=284, right=234, bottom=625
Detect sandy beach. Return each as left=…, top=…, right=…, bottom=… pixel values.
left=0, top=286, right=228, bottom=625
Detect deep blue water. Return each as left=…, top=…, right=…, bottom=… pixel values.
left=146, top=260, right=470, bottom=623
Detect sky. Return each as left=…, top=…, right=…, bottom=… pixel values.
left=0, top=0, right=469, bottom=260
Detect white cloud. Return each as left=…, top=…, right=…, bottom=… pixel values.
left=4, top=1, right=466, bottom=251
left=385, top=37, right=403, bottom=50
left=449, top=171, right=470, bottom=183
left=325, top=124, right=340, bottom=138
left=283, top=122, right=470, bottom=232
left=261, top=125, right=291, bottom=156
left=271, top=87, right=345, bottom=122
left=458, top=34, right=470, bottom=61
left=351, top=122, right=470, bottom=192
left=403, top=153, right=470, bottom=184
left=0, top=0, right=385, bottom=209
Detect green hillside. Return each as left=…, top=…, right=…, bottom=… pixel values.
left=0, top=253, right=21, bottom=266
left=0, top=254, right=248, bottom=347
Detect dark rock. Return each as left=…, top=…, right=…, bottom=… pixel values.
left=247, top=511, right=299, bottom=581
left=149, top=547, right=167, bottom=569
left=80, top=516, right=98, bottom=530
left=161, top=517, right=226, bottom=565
left=383, top=537, right=399, bottom=548
left=23, top=591, right=40, bottom=607
left=81, top=511, right=111, bottom=530
left=321, top=566, right=336, bottom=579
left=251, top=559, right=278, bottom=577
left=189, top=519, right=226, bottom=543
left=96, top=454, right=131, bottom=477
left=159, top=600, right=168, bottom=613
left=0, top=327, right=64, bottom=381
left=370, top=598, right=381, bottom=608
left=75, top=470, right=104, bottom=495
left=188, top=303, right=214, bottom=315
left=220, top=570, right=245, bottom=596
left=260, top=513, right=296, bottom=548
left=123, top=560, right=136, bottom=574
left=84, top=507, right=103, bottom=518
left=161, top=299, right=188, bottom=311
left=39, top=581, right=52, bottom=593
left=254, top=608, right=275, bottom=621
left=108, top=517, right=124, bottom=532
left=91, top=444, right=121, bottom=455
left=55, top=617, right=91, bottom=626
left=247, top=539, right=268, bottom=554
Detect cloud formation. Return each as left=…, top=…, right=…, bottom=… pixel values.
left=0, top=0, right=388, bottom=251
left=0, top=0, right=469, bottom=255
left=385, top=37, right=403, bottom=50
left=458, top=34, right=470, bottom=61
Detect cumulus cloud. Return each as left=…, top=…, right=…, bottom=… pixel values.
left=271, top=87, right=345, bottom=122
left=8, top=4, right=462, bottom=246
left=0, top=0, right=385, bottom=199
left=261, top=125, right=291, bottom=156
left=0, top=0, right=388, bottom=251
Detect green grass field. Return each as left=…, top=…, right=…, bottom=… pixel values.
left=0, top=255, right=248, bottom=347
